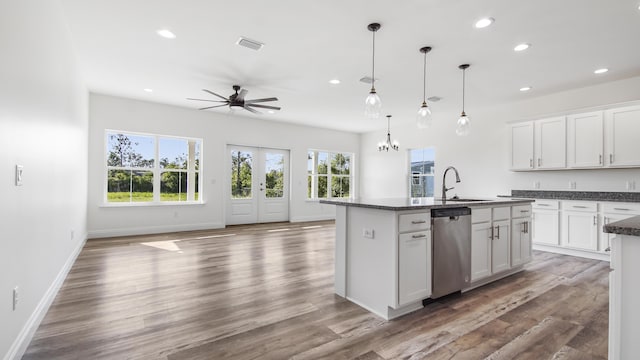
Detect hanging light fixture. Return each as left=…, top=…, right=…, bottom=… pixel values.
left=365, top=23, right=382, bottom=119
left=378, top=115, right=399, bottom=152
left=456, top=64, right=471, bottom=136
left=416, top=46, right=433, bottom=129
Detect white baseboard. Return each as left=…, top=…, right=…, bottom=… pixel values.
left=88, top=222, right=225, bottom=238
left=289, top=214, right=335, bottom=223
left=4, top=233, right=87, bottom=360
left=533, top=243, right=611, bottom=261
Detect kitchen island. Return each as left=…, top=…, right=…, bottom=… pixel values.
left=320, top=197, right=534, bottom=320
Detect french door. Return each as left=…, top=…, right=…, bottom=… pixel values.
left=226, top=145, right=290, bottom=225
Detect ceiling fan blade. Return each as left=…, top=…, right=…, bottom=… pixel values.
left=247, top=104, right=281, bottom=110
left=202, top=89, right=229, bottom=101
left=244, top=97, right=278, bottom=104
left=187, top=98, right=228, bottom=103
left=236, top=89, right=248, bottom=101
left=243, top=106, right=260, bottom=114
left=199, top=104, right=229, bottom=110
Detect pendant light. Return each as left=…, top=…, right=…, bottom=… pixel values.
left=365, top=23, right=382, bottom=119
left=416, top=46, right=433, bottom=129
left=378, top=115, right=399, bottom=152
left=456, top=64, right=471, bottom=136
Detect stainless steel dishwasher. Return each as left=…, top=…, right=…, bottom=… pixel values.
left=431, top=207, right=471, bottom=299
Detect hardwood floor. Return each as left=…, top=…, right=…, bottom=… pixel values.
left=23, top=221, right=609, bottom=359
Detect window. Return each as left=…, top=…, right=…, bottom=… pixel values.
left=106, top=131, right=201, bottom=204
left=409, top=147, right=435, bottom=197
left=308, top=150, right=353, bottom=199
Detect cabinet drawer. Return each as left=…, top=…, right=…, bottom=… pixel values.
left=602, top=202, right=640, bottom=214
left=563, top=201, right=597, bottom=212
left=472, top=208, right=491, bottom=224
left=493, top=207, right=511, bottom=221
left=399, top=212, right=431, bottom=232
left=512, top=205, right=532, bottom=218
left=533, top=199, right=559, bottom=210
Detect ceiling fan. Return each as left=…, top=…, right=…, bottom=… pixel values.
left=187, top=85, right=281, bottom=114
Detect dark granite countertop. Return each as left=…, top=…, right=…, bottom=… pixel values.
left=604, top=215, right=640, bottom=236
left=507, top=190, right=640, bottom=203
left=319, top=197, right=533, bottom=211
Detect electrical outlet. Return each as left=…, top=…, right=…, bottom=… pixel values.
left=569, top=181, right=576, bottom=190
left=15, top=165, right=23, bottom=186
left=533, top=181, right=540, bottom=189
left=363, top=228, right=375, bottom=239
left=626, top=181, right=632, bottom=190
left=13, top=287, right=19, bottom=311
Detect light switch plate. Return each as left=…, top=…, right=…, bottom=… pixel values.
left=362, top=228, right=375, bottom=239
left=15, top=165, right=23, bottom=186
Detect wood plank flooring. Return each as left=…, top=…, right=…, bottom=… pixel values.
left=23, top=221, right=609, bottom=359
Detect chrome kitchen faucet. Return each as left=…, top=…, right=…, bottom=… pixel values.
left=442, top=166, right=461, bottom=201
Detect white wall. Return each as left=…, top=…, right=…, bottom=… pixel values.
left=0, top=0, right=88, bottom=359
left=87, top=94, right=360, bottom=237
left=360, top=76, right=640, bottom=199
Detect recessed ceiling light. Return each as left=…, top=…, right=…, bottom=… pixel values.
left=594, top=68, right=609, bottom=74
left=329, top=79, right=341, bottom=85
left=144, top=88, right=153, bottom=93
left=520, top=86, right=532, bottom=92
left=514, top=43, right=530, bottom=52
left=475, top=17, right=495, bottom=28
left=156, top=29, right=176, bottom=39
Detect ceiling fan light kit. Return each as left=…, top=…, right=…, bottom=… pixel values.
left=365, top=23, right=382, bottom=119
left=187, top=85, right=280, bottom=114
left=378, top=115, right=399, bottom=152
left=416, top=46, right=433, bottom=129
left=456, top=64, right=471, bottom=136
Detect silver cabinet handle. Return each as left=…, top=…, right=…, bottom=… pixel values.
left=411, top=234, right=427, bottom=239
left=495, top=226, right=500, bottom=239
left=599, top=154, right=602, bottom=164
left=613, top=208, right=631, bottom=211
left=520, top=210, right=529, bottom=213
left=529, top=159, right=533, bottom=168
left=605, top=247, right=611, bottom=252
left=538, top=158, right=541, bottom=167
left=573, top=205, right=588, bottom=209
left=593, top=216, right=597, bottom=225
left=411, top=220, right=427, bottom=224
left=526, top=221, right=529, bottom=234
left=490, top=226, right=494, bottom=240
left=537, top=204, right=550, bottom=207
left=610, top=154, right=613, bottom=163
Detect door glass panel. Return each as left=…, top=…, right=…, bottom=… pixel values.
left=264, top=153, right=284, bottom=198
left=231, top=150, right=252, bottom=198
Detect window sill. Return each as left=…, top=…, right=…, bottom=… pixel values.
left=100, top=201, right=205, bottom=208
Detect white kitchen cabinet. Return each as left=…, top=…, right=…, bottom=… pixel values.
left=511, top=205, right=532, bottom=267
left=567, top=111, right=604, bottom=168
left=532, top=200, right=560, bottom=246
left=562, top=201, right=598, bottom=251
left=510, top=122, right=534, bottom=170
left=535, top=116, right=566, bottom=169
left=398, top=230, right=431, bottom=305
left=605, top=105, right=640, bottom=167
left=471, top=207, right=512, bottom=282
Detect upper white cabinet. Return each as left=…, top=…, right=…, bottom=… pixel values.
left=535, top=117, right=566, bottom=169
left=510, top=122, right=534, bottom=170
left=509, top=117, right=566, bottom=170
left=605, top=105, right=640, bottom=167
left=510, top=104, right=640, bottom=171
left=567, top=111, right=604, bottom=168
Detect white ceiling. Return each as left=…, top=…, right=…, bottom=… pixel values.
left=60, top=0, right=640, bottom=133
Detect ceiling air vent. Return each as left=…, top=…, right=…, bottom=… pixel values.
left=359, top=76, right=378, bottom=84
left=236, top=37, right=264, bottom=51
left=427, top=96, right=442, bottom=102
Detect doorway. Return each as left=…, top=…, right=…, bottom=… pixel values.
left=226, top=145, right=290, bottom=225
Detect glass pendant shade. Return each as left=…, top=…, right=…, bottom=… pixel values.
left=456, top=113, right=470, bottom=136
left=416, top=103, right=432, bottom=129
left=365, top=90, right=382, bottom=119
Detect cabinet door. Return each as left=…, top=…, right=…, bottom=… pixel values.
left=471, top=223, right=492, bottom=281
left=606, top=105, right=640, bottom=167
left=510, top=122, right=534, bottom=170
left=535, top=117, right=566, bottom=169
left=562, top=211, right=598, bottom=251
left=492, top=220, right=511, bottom=273
left=567, top=111, right=604, bottom=168
left=532, top=210, right=560, bottom=245
left=511, top=217, right=532, bottom=266
left=398, top=231, right=431, bottom=305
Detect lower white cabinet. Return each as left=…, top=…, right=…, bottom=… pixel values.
left=398, top=231, right=431, bottom=305
left=471, top=207, right=514, bottom=282
left=492, top=219, right=511, bottom=273
left=532, top=200, right=560, bottom=246
left=471, top=222, right=492, bottom=281
left=562, top=201, right=598, bottom=251
left=511, top=216, right=532, bottom=267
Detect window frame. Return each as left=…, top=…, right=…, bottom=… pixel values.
left=307, top=149, right=354, bottom=200
left=104, top=130, right=203, bottom=206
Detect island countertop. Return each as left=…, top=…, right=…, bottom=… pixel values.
left=604, top=215, right=640, bottom=237
left=319, top=197, right=534, bottom=211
